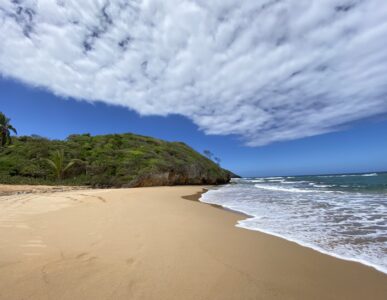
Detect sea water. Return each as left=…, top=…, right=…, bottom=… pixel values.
left=200, top=172, right=387, bottom=274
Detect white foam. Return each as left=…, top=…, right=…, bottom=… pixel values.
left=254, top=184, right=311, bottom=193
left=251, top=179, right=265, bottom=183
left=200, top=182, right=387, bottom=275
left=254, top=184, right=334, bottom=193
left=310, top=184, right=334, bottom=188
left=319, top=173, right=378, bottom=178
left=236, top=220, right=387, bottom=275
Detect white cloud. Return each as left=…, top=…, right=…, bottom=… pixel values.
left=0, top=0, right=387, bottom=145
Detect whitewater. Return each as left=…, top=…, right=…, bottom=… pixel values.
left=201, top=172, right=387, bottom=274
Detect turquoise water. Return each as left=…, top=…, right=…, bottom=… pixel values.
left=201, top=172, right=387, bottom=274
left=286, top=172, right=387, bottom=193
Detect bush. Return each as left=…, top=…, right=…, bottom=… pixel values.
left=0, top=133, right=231, bottom=187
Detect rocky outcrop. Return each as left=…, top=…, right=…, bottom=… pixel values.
left=126, top=165, right=231, bottom=187
left=226, top=170, right=241, bottom=178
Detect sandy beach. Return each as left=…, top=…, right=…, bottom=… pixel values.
left=0, top=184, right=88, bottom=196
left=0, top=185, right=386, bottom=300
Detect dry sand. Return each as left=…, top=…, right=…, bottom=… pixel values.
left=0, top=186, right=386, bottom=300
left=0, top=184, right=88, bottom=196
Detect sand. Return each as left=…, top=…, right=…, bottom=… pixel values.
left=0, top=186, right=386, bottom=300
left=0, top=184, right=88, bottom=196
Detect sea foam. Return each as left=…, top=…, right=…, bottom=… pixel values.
left=201, top=174, right=387, bottom=274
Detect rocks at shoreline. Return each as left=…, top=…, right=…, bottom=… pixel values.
left=126, top=165, right=231, bottom=187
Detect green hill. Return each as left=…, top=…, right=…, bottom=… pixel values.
left=0, top=133, right=231, bottom=187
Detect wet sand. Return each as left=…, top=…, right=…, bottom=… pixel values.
left=0, top=186, right=386, bottom=299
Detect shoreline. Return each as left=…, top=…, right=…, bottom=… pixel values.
left=192, top=187, right=387, bottom=275
left=183, top=187, right=254, bottom=217
left=0, top=186, right=386, bottom=299
left=2, top=184, right=386, bottom=275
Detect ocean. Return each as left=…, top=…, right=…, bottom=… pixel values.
left=200, top=172, right=387, bottom=274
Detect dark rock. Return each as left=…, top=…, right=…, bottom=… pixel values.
left=125, top=164, right=231, bottom=187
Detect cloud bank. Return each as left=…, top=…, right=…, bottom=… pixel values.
left=0, top=0, right=387, bottom=145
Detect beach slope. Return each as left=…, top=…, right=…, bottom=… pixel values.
left=0, top=186, right=386, bottom=299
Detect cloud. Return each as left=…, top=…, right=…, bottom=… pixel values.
left=0, top=0, right=387, bottom=145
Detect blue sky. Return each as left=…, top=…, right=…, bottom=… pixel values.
left=1, top=1, right=387, bottom=176
left=1, top=77, right=386, bottom=177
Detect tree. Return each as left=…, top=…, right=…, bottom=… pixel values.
left=0, top=112, right=17, bottom=147
left=203, top=150, right=213, bottom=160
left=44, top=149, right=78, bottom=180
left=204, top=150, right=221, bottom=166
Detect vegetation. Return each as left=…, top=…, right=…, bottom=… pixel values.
left=203, top=149, right=213, bottom=160
left=0, top=112, right=17, bottom=147
left=0, top=133, right=231, bottom=187
left=203, top=149, right=221, bottom=166
left=44, top=149, right=78, bottom=180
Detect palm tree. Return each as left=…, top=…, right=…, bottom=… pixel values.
left=0, top=112, right=17, bottom=147
left=44, top=149, right=77, bottom=180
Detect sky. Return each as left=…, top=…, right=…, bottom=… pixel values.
left=1, top=77, right=386, bottom=177
left=0, top=0, right=387, bottom=176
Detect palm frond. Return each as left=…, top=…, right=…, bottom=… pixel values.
left=44, top=150, right=78, bottom=180
left=0, top=112, right=6, bottom=124
left=8, top=125, right=17, bottom=135
left=44, top=158, right=58, bottom=170
left=0, top=113, right=17, bottom=148
left=63, top=160, right=76, bottom=172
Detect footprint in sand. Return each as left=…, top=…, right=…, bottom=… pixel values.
left=76, top=252, right=89, bottom=259
left=78, top=194, right=107, bottom=203
left=75, top=252, right=98, bottom=264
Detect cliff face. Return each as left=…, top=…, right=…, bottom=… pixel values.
left=0, top=133, right=232, bottom=187
left=127, top=165, right=231, bottom=187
